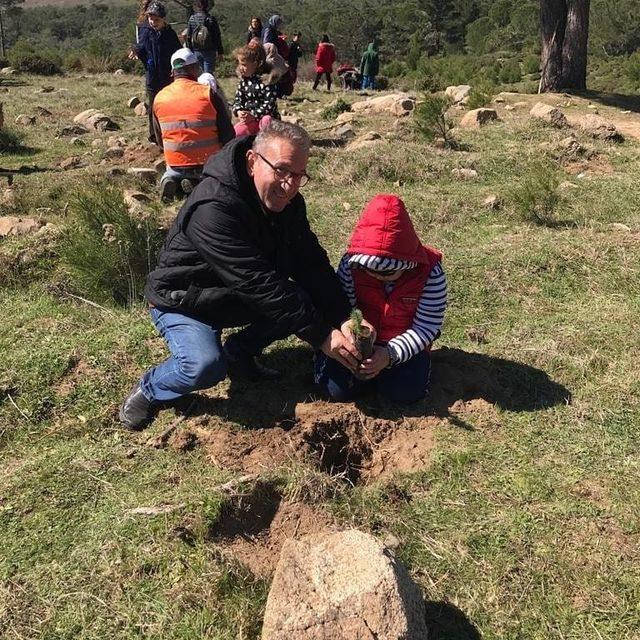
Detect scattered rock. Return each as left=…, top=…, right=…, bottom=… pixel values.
left=1, top=188, right=16, bottom=208
left=342, top=202, right=351, bottom=210
left=0, top=216, right=43, bottom=237
left=127, top=167, right=157, bottom=183
left=113, top=69, right=125, bottom=76
left=559, top=181, right=579, bottom=191
left=459, top=107, right=498, bottom=129
left=39, top=85, right=55, bottom=93
left=558, top=136, right=584, bottom=153
left=483, top=194, right=500, bottom=209
left=361, top=131, right=382, bottom=141
left=91, top=138, right=103, bottom=147
left=35, top=106, right=52, bottom=117
left=529, top=102, right=568, bottom=127
left=105, top=167, right=126, bottom=177
left=128, top=96, right=141, bottom=109
left=504, top=104, right=515, bottom=112
left=333, top=123, right=356, bottom=140
left=153, top=157, right=166, bottom=174
left=578, top=114, right=623, bottom=142
left=0, top=67, right=16, bottom=75
left=444, top=84, right=471, bottom=104
left=452, top=167, right=478, bottom=181
left=70, top=137, right=86, bottom=146
left=262, top=529, right=428, bottom=640
left=15, top=114, right=36, bottom=126
left=73, top=108, right=119, bottom=131
left=493, top=95, right=505, bottom=103
left=104, top=146, right=125, bottom=159
left=134, top=102, right=149, bottom=117
left=123, top=190, right=152, bottom=213
left=466, top=327, right=487, bottom=344
left=107, top=135, right=127, bottom=148
left=59, top=156, right=81, bottom=170
left=610, top=222, right=631, bottom=233
left=281, top=115, right=302, bottom=125
left=433, top=137, right=447, bottom=149
left=335, top=111, right=356, bottom=125
left=351, top=92, right=416, bottom=117
left=57, top=124, right=90, bottom=137
left=346, top=136, right=384, bottom=151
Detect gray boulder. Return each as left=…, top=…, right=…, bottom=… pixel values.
left=529, top=102, right=568, bottom=128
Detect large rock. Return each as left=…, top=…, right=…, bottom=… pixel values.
left=333, top=123, right=356, bottom=140
left=0, top=67, right=16, bottom=75
left=15, top=114, right=36, bottom=126
left=123, top=190, right=152, bottom=214
left=59, top=156, right=81, bottom=170
left=444, top=84, right=471, bottom=104
left=57, top=124, right=90, bottom=137
left=127, top=167, right=157, bottom=183
left=73, top=108, right=119, bottom=131
left=134, top=102, right=149, bottom=117
left=578, top=114, right=623, bottom=142
left=529, top=102, right=568, bottom=127
left=459, top=108, right=498, bottom=128
left=262, top=530, right=427, bottom=640
left=351, top=93, right=416, bottom=117
left=0, top=216, right=43, bottom=237
left=104, top=146, right=125, bottom=159
left=335, top=111, right=356, bottom=125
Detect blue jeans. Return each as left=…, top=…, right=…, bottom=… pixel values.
left=161, top=165, right=204, bottom=184
left=195, top=50, right=217, bottom=74
left=140, top=306, right=294, bottom=402
left=361, top=75, right=376, bottom=90
left=314, top=350, right=431, bottom=404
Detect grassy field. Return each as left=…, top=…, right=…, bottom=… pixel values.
left=1, top=70, right=640, bottom=639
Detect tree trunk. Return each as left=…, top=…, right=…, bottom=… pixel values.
left=0, top=10, right=6, bottom=60
left=539, top=0, right=590, bottom=92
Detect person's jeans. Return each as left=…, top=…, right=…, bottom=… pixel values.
left=233, top=114, right=273, bottom=137
left=314, top=349, right=431, bottom=404
left=146, top=88, right=158, bottom=142
left=161, top=165, right=204, bottom=184
left=139, top=306, right=295, bottom=402
left=195, top=50, right=217, bottom=74
left=361, top=75, right=376, bottom=90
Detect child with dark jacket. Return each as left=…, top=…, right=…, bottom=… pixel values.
left=315, top=194, right=447, bottom=404
left=130, top=1, right=181, bottom=142
left=232, top=44, right=280, bottom=137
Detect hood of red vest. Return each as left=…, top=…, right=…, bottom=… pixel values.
left=347, top=194, right=431, bottom=264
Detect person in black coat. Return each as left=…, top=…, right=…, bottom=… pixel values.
left=246, top=16, right=262, bottom=43
left=120, top=121, right=363, bottom=430
left=129, top=1, right=181, bottom=142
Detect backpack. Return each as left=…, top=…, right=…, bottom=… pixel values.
left=192, top=16, right=215, bottom=51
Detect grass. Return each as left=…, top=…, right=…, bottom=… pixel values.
left=1, top=72, right=640, bottom=639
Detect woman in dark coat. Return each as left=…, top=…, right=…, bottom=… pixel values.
left=246, top=16, right=262, bottom=43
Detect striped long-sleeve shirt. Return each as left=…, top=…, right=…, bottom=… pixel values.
left=337, top=255, right=447, bottom=364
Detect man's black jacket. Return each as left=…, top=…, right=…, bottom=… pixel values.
left=145, top=136, right=352, bottom=348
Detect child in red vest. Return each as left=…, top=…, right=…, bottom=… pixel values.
left=315, top=194, right=447, bottom=404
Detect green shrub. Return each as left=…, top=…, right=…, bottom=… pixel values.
left=510, top=163, right=564, bottom=226
left=523, top=53, right=540, bottom=75
left=626, top=52, right=640, bottom=87
left=321, top=98, right=351, bottom=120
left=499, top=58, right=522, bottom=84
left=8, top=40, right=62, bottom=75
left=466, top=83, right=494, bottom=109
left=382, top=60, right=406, bottom=78
left=414, top=94, right=454, bottom=145
left=375, top=76, right=389, bottom=90
left=0, top=126, right=26, bottom=152
left=60, top=184, right=164, bottom=307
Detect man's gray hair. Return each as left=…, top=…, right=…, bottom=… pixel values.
left=253, top=120, right=311, bottom=155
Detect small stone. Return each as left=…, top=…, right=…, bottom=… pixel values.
left=452, top=167, right=478, bottom=181
left=559, top=181, right=579, bottom=190
left=15, top=114, right=36, bottom=126
left=107, top=135, right=127, bottom=148
left=104, top=146, right=125, bottom=159
left=73, top=109, right=118, bottom=131
left=105, top=167, right=126, bottom=177
left=134, top=102, right=149, bottom=117
left=444, top=84, right=472, bottom=103
left=59, top=156, right=81, bottom=170
left=35, top=106, right=52, bottom=117
left=70, top=137, right=86, bottom=146
left=124, top=190, right=152, bottom=213
left=361, top=131, right=381, bottom=141
left=1, top=188, right=16, bottom=208
left=342, top=202, right=351, bottom=210
left=281, top=115, right=302, bottom=125
left=530, top=102, right=568, bottom=127
left=504, top=104, right=515, bottom=111
left=127, top=167, right=157, bottom=183
left=113, top=69, right=125, bottom=76
left=493, top=96, right=505, bottom=103
left=0, top=67, right=16, bottom=75
left=433, top=137, right=447, bottom=149
left=57, top=125, right=90, bottom=137
left=128, top=96, right=141, bottom=109
left=460, top=108, right=498, bottom=129
left=40, top=85, right=55, bottom=93
left=91, top=139, right=103, bottom=147
left=333, top=123, right=355, bottom=140
left=578, top=114, right=623, bottom=142
left=0, top=216, right=43, bottom=237
left=335, top=111, right=356, bottom=125
left=610, top=222, right=631, bottom=232
left=483, top=194, right=500, bottom=209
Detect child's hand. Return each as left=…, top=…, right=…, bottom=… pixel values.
left=358, top=346, right=390, bottom=379
left=237, top=110, right=251, bottom=123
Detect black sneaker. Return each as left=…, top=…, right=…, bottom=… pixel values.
left=159, top=177, right=177, bottom=202
left=223, top=347, right=282, bottom=381
left=119, top=382, right=160, bottom=431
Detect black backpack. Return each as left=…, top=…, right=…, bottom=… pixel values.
left=192, top=16, right=215, bottom=51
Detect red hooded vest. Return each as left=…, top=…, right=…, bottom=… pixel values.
left=347, top=194, right=442, bottom=344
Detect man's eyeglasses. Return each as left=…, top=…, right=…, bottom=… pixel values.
left=256, top=153, right=311, bottom=187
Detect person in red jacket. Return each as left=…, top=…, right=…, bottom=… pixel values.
left=315, top=194, right=448, bottom=404
left=312, top=34, right=336, bottom=91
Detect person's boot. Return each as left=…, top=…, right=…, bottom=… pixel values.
left=223, top=346, right=282, bottom=381
left=159, top=177, right=177, bottom=202
left=119, top=382, right=160, bottom=431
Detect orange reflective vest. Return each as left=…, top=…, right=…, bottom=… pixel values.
left=153, top=78, right=221, bottom=168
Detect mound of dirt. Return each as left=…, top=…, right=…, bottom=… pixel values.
left=208, top=480, right=336, bottom=577
left=179, top=401, right=440, bottom=485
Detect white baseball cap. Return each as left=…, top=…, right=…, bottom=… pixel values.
left=198, top=72, right=218, bottom=92
left=171, top=48, right=199, bottom=70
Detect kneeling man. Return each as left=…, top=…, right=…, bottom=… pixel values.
left=120, top=121, right=360, bottom=429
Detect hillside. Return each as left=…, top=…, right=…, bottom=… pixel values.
left=1, top=68, right=639, bottom=638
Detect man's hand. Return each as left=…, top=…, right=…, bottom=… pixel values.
left=357, top=345, right=390, bottom=379
left=321, top=329, right=361, bottom=372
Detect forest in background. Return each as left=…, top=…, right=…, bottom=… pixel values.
left=1, top=0, right=640, bottom=93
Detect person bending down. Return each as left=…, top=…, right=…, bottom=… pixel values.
left=232, top=44, right=279, bottom=137
left=315, top=194, right=447, bottom=404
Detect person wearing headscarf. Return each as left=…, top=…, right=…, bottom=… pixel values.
left=360, top=41, right=380, bottom=90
